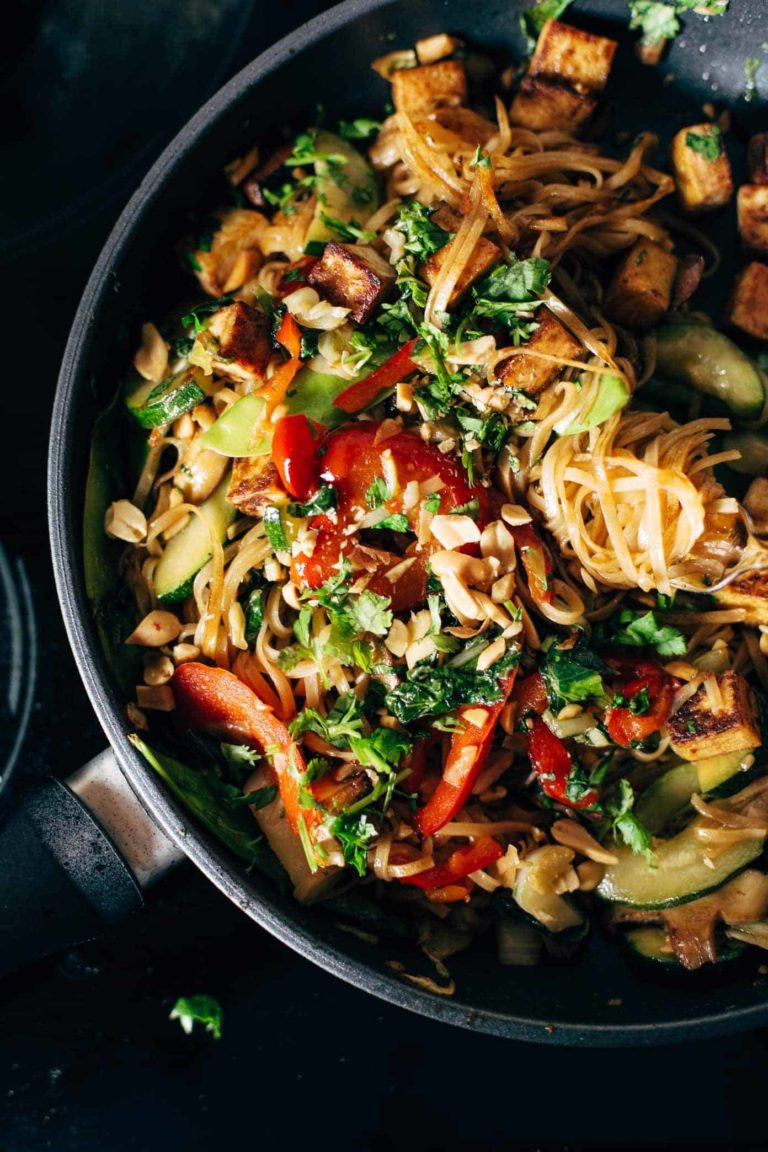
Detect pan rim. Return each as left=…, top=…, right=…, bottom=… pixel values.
left=47, top=0, right=768, bottom=1044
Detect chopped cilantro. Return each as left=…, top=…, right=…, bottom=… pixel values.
left=377, top=512, right=412, bottom=533
left=629, top=1, right=680, bottom=44
left=287, top=484, right=337, bottom=518
left=450, top=498, right=480, bottom=519
left=338, top=117, right=382, bottom=140
left=470, top=145, right=492, bottom=170
left=604, top=609, right=687, bottom=658
left=318, top=212, right=377, bottom=243
left=522, top=0, right=574, bottom=39
left=387, top=648, right=519, bottom=724
left=604, top=779, right=654, bottom=862
left=365, top=476, right=391, bottom=509
left=180, top=294, right=235, bottom=333
left=338, top=590, right=393, bottom=637
left=235, top=784, right=278, bottom=809
left=685, top=128, right=723, bottom=161
left=540, top=634, right=608, bottom=712
left=332, top=811, right=378, bottom=875
left=263, top=504, right=289, bottom=552
left=423, top=492, right=442, bottom=515
left=393, top=201, right=452, bottom=261
left=745, top=55, right=762, bottom=102
left=170, top=995, right=223, bottom=1040
left=469, top=255, right=551, bottom=338
left=284, top=128, right=349, bottom=169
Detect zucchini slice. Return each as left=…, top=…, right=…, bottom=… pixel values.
left=596, top=821, right=764, bottom=909
left=655, top=324, right=765, bottom=421
left=126, top=367, right=207, bottom=430
left=201, top=393, right=270, bottom=457
left=635, top=751, right=757, bottom=834
left=155, top=476, right=236, bottom=604
left=305, top=132, right=379, bottom=249
left=722, top=430, right=768, bottom=477
left=623, top=925, right=745, bottom=966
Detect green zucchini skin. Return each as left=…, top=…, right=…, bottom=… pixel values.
left=126, top=369, right=206, bottom=430
left=623, top=926, right=745, bottom=966
left=596, top=827, right=764, bottom=910
left=655, top=324, right=766, bottom=421
left=155, top=477, right=236, bottom=604
left=723, top=430, right=768, bottom=476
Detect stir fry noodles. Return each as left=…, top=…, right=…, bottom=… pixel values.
left=93, top=17, right=768, bottom=976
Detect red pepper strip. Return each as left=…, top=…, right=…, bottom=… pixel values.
left=291, top=424, right=489, bottom=612
left=333, top=338, right=419, bottom=414
left=399, top=836, right=503, bottom=891
left=605, top=667, right=675, bottom=748
left=260, top=312, right=302, bottom=406
left=172, top=663, right=315, bottom=836
left=511, top=523, right=555, bottom=605
left=513, top=671, right=548, bottom=718
left=276, top=256, right=318, bottom=298
left=527, top=716, right=598, bottom=810
left=415, top=670, right=517, bottom=838
left=272, top=413, right=320, bottom=501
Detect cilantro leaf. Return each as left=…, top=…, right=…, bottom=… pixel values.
left=180, top=294, right=235, bottom=333
left=604, top=779, right=655, bottom=861
left=365, top=476, right=390, bottom=509
left=332, top=812, right=378, bottom=876
left=290, top=693, right=368, bottom=747
left=540, top=634, right=608, bottom=712
left=235, top=784, right=278, bottom=809
left=607, top=609, right=687, bottom=658
left=629, top=1, right=681, bottom=44
left=470, top=255, right=551, bottom=337
left=685, top=128, right=723, bottom=161
left=286, top=484, right=337, bottom=518
left=337, top=590, right=393, bottom=638
left=170, top=995, right=223, bottom=1040
left=387, top=648, right=519, bottom=724
left=393, top=201, right=452, bottom=261
left=242, top=586, right=265, bottom=645
left=377, top=512, right=411, bottom=532
left=338, top=117, right=382, bottom=140
left=349, top=727, right=412, bottom=775
left=318, top=212, right=377, bottom=243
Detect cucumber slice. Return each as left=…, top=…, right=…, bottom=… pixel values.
left=597, top=822, right=764, bottom=909
left=655, top=324, right=765, bottom=421
left=155, top=476, right=236, bottom=604
left=513, top=847, right=586, bottom=933
left=635, top=751, right=757, bottom=834
left=722, top=430, right=768, bottom=476
left=564, top=374, right=630, bottom=435
left=201, top=394, right=271, bottom=457
left=126, top=368, right=207, bottom=429
left=305, top=132, right=379, bottom=248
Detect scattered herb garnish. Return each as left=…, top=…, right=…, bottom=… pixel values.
left=170, top=995, right=223, bottom=1040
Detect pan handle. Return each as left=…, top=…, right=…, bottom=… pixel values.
left=0, top=749, right=184, bottom=976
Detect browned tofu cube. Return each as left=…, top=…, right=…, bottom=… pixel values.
left=497, top=309, right=584, bottom=396
left=747, top=133, right=768, bottom=186
left=738, top=185, right=768, bottom=255
left=421, top=235, right=500, bottom=308
left=228, top=455, right=283, bottom=514
left=724, top=262, right=768, bottom=341
left=391, top=60, right=467, bottom=115
left=714, top=567, right=768, bottom=625
left=670, top=124, right=733, bottom=214
left=529, top=19, right=617, bottom=92
left=604, top=239, right=677, bottom=331
left=207, top=301, right=271, bottom=383
left=307, top=241, right=394, bottom=324
left=510, top=75, right=596, bottom=133
left=191, top=208, right=268, bottom=296
left=668, top=671, right=761, bottom=761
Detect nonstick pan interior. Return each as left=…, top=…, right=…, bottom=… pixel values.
left=50, top=0, right=768, bottom=1043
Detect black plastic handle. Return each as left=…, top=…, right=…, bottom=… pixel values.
left=0, top=778, right=143, bottom=976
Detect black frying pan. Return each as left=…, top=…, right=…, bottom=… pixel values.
left=31, top=0, right=768, bottom=1044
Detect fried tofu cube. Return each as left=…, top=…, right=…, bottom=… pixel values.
left=604, top=239, right=677, bottom=331
left=668, top=671, right=761, bottom=761
left=497, top=309, right=584, bottom=396
left=529, top=19, right=617, bottom=93
left=191, top=208, right=268, bottom=296
left=421, top=235, right=500, bottom=308
left=391, top=60, right=467, bottom=115
left=207, top=301, right=271, bottom=382
left=307, top=241, right=394, bottom=324
left=510, top=75, right=596, bottom=133
left=724, top=262, right=768, bottom=341
left=227, top=455, right=282, bottom=514
left=738, top=185, right=768, bottom=255
left=670, top=124, right=733, bottom=214
left=714, top=568, right=768, bottom=626
left=748, top=133, right=768, bottom=185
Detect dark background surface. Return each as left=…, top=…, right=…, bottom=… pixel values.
left=2, top=1, right=768, bottom=1148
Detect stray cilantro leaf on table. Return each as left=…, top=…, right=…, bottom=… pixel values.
left=170, top=995, right=223, bottom=1040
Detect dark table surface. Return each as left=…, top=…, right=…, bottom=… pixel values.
left=2, top=2, right=768, bottom=1148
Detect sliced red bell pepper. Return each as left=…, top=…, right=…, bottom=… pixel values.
left=605, top=662, right=675, bottom=747
left=172, top=662, right=315, bottom=836
left=272, top=413, right=320, bottom=501
left=333, top=338, right=419, bottom=414
left=527, top=716, right=598, bottom=809
left=291, top=423, right=488, bottom=612
left=260, top=311, right=303, bottom=406
left=513, top=671, right=548, bottom=717
left=511, top=522, right=554, bottom=605
left=415, top=670, right=517, bottom=838
left=399, top=836, right=503, bottom=891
